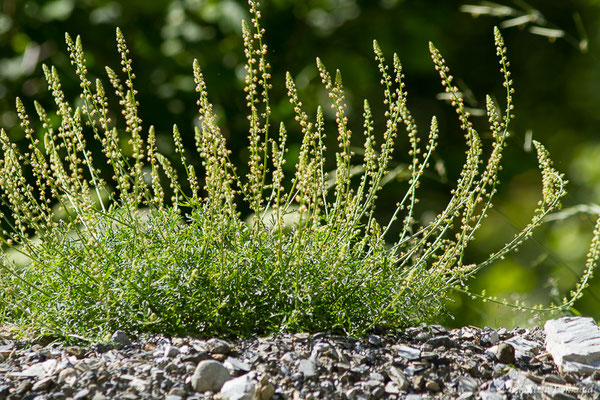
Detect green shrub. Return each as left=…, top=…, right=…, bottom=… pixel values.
left=0, top=1, right=593, bottom=341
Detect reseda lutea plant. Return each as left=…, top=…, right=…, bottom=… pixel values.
left=0, top=0, right=594, bottom=340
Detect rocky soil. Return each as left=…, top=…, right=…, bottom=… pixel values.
left=1, top=317, right=600, bottom=399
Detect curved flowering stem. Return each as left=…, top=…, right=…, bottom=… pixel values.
left=115, top=28, right=146, bottom=207
left=316, top=58, right=353, bottom=222
left=464, top=141, right=567, bottom=279
left=193, top=59, right=238, bottom=221
left=243, top=0, right=272, bottom=215
left=65, top=33, right=109, bottom=212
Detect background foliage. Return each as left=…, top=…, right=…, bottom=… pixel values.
left=2, top=0, right=600, bottom=329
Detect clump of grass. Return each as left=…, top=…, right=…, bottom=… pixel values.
left=0, top=1, right=592, bottom=341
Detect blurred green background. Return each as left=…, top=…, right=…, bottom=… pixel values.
left=2, top=0, right=600, bottom=329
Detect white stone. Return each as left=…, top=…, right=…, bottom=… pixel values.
left=505, top=369, right=538, bottom=394
left=191, top=360, right=231, bottom=392
left=9, top=359, right=61, bottom=378
left=545, top=316, right=600, bottom=374
left=58, top=367, right=77, bottom=385
left=384, top=381, right=400, bottom=394
left=479, top=391, right=505, bottom=400
left=129, top=377, right=150, bottom=393
left=219, top=373, right=256, bottom=400
left=298, top=359, right=317, bottom=378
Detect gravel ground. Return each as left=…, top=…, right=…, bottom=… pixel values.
left=1, top=323, right=599, bottom=399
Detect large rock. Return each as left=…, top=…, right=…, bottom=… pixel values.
left=218, top=372, right=274, bottom=400
left=544, top=316, right=600, bottom=374
left=191, top=360, right=232, bottom=392
left=219, top=373, right=256, bottom=400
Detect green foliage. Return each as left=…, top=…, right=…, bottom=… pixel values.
left=0, top=1, right=593, bottom=340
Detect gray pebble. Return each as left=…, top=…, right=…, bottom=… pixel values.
left=110, top=331, right=132, bottom=347
left=73, top=388, right=90, bottom=400
left=496, top=342, right=515, bottom=364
